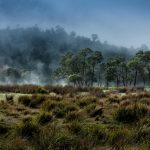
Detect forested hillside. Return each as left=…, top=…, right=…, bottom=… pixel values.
left=0, top=26, right=141, bottom=84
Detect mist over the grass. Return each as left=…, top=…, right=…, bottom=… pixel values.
left=0, top=26, right=147, bottom=84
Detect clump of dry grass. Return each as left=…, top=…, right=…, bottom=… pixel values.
left=107, top=96, right=120, bottom=104
left=36, top=112, right=53, bottom=125
left=78, top=96, right=97, bottom=108
left=114, top=104, right=149, bottom=123
left=1, top=86, right=150, bottom=149
left=5, top=94, right=14, bottom=104
left=65, top=111, right=81, bottom=122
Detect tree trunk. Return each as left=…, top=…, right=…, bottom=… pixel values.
left=134, top=70, right=138, bottom=87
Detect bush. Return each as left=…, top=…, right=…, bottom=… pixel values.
left=86, top=104, right=96, bottom=114
left=37, top=87, right=48, bottom=94
left=53, top=108, right=66, bottom=118
left=17, top=120, right=39, bottom=138
left=65, top=105, right=78, bottom=113
left=118, top=87, right=127, bottom=93
left=108, top=96, right=120, bottom=103
left=66, top=112, right=81, bottom=122
left=67, top=121, right=82, bottom=135
left=79, top=124, right=107, bottom=145
left=29, top=95, right=46, bottom=108
left=0, top=123, right=9, bottom=135
left=90, top=87, right=106, bottom=98
left=138, top=118, right=150, bottom=127
left=114, top=107, right=137, bottom=123
left=78, top=96, right=96, bottom=108
left=41, top=100, right=65, bottom=112
left=36, top=112, right=53, bottom=125
left=1, top=136, right=27, bottom=150
left=114, top=104, right=149, bottom=123
left=18, top=96, right=31, bottom=106
left=49, top=133, right=75, bottom=150
left=108, top=128, right=130, bottom=149
left=135, top=126, right=150, bottom=144
left=5, top=94, right=14, bottom=104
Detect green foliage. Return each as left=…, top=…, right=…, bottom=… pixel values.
left=0, top=123, right=9, bottom=135
left=36, top=112, right=53, bottom=125
left=17, top=120, right=39, bottom=138
left=66, top=112, right=81, bottom=122
left=78, top=96, right=96, bottom=108
left=114, top=104, right=149, bottom=123
left=18, top=95, right=47, bottom=108
left=55, top=48, right=103, bottom=87
left=18, top=96, right=31, bottom=106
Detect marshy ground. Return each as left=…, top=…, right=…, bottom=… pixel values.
left=0, top=85, right=150, bottom=150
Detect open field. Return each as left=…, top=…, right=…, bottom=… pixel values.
left=0, top=85, right=150, bottom=150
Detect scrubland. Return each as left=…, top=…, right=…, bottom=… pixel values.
left=0, top=85, right=149, bottom=150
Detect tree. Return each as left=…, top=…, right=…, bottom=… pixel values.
left=88, top=51, right=103, bottom=86
left=105, top=56, right=126, bottom=87
left=55, top=48, right=103, bottom=87
left=128, top=50, right=147, bottom=87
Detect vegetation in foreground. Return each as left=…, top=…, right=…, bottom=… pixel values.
left=0, top=85, right=150, bottom=150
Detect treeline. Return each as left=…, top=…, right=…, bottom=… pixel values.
left=55, top=48, right=150, bottom=87
left=0, top=26, right=140, bottom=84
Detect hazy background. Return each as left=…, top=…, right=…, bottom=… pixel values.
left=0, top=0, right=150, bottom=47
left=0, top=0, right=149, bottom=84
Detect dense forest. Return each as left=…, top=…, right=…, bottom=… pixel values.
left=55, top=49, right=150, bottom=87
left=0, top=26, right=145, bottom=84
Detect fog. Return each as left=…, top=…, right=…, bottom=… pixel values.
left=0, top=0, right=149, bottom=84
left=0, top=0, right=150, bottom=47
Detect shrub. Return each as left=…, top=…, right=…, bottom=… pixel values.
left=37, top=87, right=48, bottom=94
left=114, top=104, right=149, bottom=123
left=78, top=96, right=96, bottom=108
left=19, top=94, right=46, bottom=108
left=118, top=87, right=127, bottom=93
left=1, top=136, right=27, bottom=150
left=65, top=105, right=78, bottom=113
left=66, top=112, right=81, bottom=122
left=138, top=118, right=150, bottom=127
left=41, top=100, right=65, bottom=112
left=49, top=132, right=75, bottom=150
left=18, top=96, right=31, bottom=106
left=90, top=87, right=106, bottom=98
left=36, top=112, right=53, bottom=125
left=67, top=121, right=82, bottom=135
left=41, top=100, right=58, bottom=111
left=108, top=96, right=120, bottom=103
left=140, top=98, right=150, bottom=105
left=53, top=108, right=66, bottom=118
left=114, top=107, right=137, bottom=123
left=135, top=126, right=150, bottom=144
left=5, top=94, right=14, bottom=104
left=86, top=104, right=96, bottom=114
left=17, top=120, right=39, bottom=138
left=29, top=95, right=46, bottom=108
left=120, top=100, right=131, bottom=107
left=79, top=124, right=107, bottom=145
left=0, top=123, right=9, bottom=135
left=108, top=128, right=130, bottom=149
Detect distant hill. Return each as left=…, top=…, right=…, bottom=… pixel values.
left=0, top=26, right=144, bottom=84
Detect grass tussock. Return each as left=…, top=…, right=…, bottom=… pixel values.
left=1, top=87, right=150, bottom=149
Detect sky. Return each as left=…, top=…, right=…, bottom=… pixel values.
left=0, top=0, right=150, bottom=48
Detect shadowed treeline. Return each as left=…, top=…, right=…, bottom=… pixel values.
left=0, top=26, right=145, bottom=84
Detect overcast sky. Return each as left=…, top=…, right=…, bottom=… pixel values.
left=0, top=0, right=150, bottom=48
